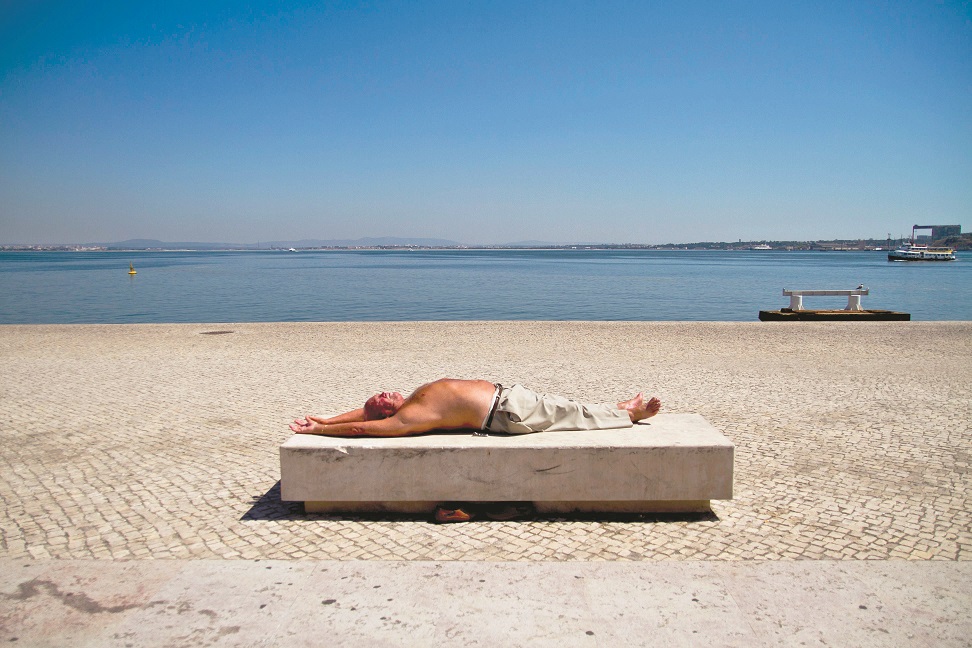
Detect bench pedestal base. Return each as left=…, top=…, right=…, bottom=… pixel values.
left=304, top=500, right=712, bottom=515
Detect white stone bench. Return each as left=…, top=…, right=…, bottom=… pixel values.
left=783, top=287, right=869, bottom=311
left=279, top=413, right=734, bottom=515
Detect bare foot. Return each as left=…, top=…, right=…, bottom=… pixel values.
left=617, top=393, right=644, bottom=411
left=626, top=396, right=661, bottom=423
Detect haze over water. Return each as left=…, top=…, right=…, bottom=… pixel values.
left=1, top=250, right=969, bottom=324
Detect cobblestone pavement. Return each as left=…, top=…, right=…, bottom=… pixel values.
left=1, top=322, right=969, bottom=562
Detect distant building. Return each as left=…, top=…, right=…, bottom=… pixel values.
left=914, top=224, right=961, bottom=239
left=932, top=225, right=961, bottom=238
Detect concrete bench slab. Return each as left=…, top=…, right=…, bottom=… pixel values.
left=782, top=287, right=869, bottom=311
left=279, top=413, right=734, bottom=515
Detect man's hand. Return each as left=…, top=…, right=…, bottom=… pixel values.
left=289, top=417, right=323, bottom=434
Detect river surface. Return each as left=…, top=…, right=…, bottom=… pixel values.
left=1, top=249, right=969, bottom=323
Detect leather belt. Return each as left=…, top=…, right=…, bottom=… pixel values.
left=483, top=383, right=502, bottom=430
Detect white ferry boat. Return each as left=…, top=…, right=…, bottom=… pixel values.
left=887, top=242, right=955, bottom=262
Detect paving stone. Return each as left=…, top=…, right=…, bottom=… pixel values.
left=1, top=322, right=970, bottom=562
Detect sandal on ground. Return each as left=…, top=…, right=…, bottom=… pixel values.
left=434, top=503, right=478, bottom=523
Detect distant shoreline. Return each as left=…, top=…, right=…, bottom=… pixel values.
left=5, top=239, right=969, bottom=252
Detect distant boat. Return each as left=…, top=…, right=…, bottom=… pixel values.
left=128, top=262, right=137, bottom=275
left=288, top=248, right=297, bottom=252
left=888, top=224, right=956, bottom=262
left=751, top=244, right=772, bottom=250
left=888, top=242, right=955, bottom=262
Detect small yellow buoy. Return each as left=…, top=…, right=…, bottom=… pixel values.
left=128, top=262, right=137, bottom=275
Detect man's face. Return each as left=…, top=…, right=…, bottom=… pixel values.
left=366, top=391, right=404, bottom=419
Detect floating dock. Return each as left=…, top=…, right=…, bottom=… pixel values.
left=759, top=309, right=910, bottom=321
left=761, top=287, right=910, bottom=321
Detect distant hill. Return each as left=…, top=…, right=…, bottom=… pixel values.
left=496, top=240, right=560, bottom=247
left=935, top=233, right=972, bottom=251
left=105, top=239, right=235, bottom=250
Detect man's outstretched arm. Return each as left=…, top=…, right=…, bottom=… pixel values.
left=307, top=408, right=366, bottom=425
left=290, top=415, right=419, bottom=437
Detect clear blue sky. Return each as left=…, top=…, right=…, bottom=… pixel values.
left=1, top=1, right=970, bottom=245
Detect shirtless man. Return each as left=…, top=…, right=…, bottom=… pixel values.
left=289, top=379, right=661, bottom=438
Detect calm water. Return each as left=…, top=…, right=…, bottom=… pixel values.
left=0, top=249, right=969, bottom=323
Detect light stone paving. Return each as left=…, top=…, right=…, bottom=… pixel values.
left=1, top=321, right=970, bottom=562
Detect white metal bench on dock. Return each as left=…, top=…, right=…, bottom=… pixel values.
left=783, top=287, right=868, bottom=311
left=280, top=413, right=734, bottom=515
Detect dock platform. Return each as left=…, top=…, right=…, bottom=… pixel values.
left=759, top=309, right=911, bottom=321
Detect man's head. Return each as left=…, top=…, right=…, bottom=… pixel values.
left=363, top=391, right=405, bottom=420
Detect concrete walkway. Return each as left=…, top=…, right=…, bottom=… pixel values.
left=1, top=322, right=970, bottom=645
left=2, top=559, right=970, bottom=646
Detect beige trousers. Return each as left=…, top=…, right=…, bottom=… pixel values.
left=486, top=384, right=632, bottom=434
